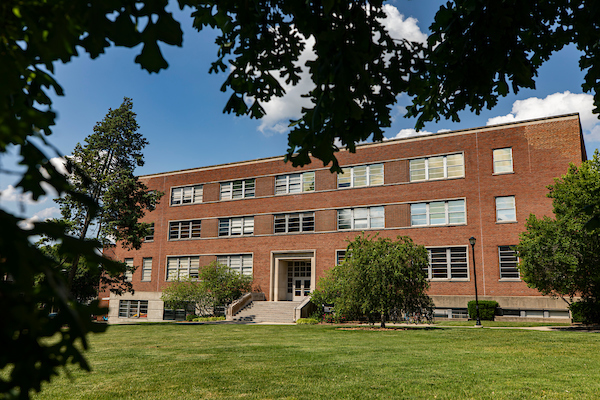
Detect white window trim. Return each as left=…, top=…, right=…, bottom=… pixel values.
left=409, top=153, right=465, bottom=182
left=144, top=223, right=155, bottom=242
left=124, top=258, right=134, bottom=282
left=498, top=245, right=521, bottom=280
left=337, top=206, right=385, bottom=230
left=168, top=219, right=202, bottom=240
left=166, top=256, right=200, bottom=281
left=495, top=196, right=517, bottom=223
left=170, top=184, right=203, bottom=206
left=141, top=258, right=152, bottom=282
left=410, top=200, right=466, bottom=227
left=275, top=172, right=315, bottom=195
left=216, top=254, right=253, bottom=276
left=336, top=250, right=347, bottom=265
left=118, top=300, right=148, bottom=318
left=493, top=148, right=514, bottom=175
left=220, top=179, right=256, bottom=200
left=218, top=217, right=254, bottom=236
left=337, top=164, right=384, bottom=189
left=424, top=246, right=470, bottom=281
left=274, top=212, right=315, bottom=234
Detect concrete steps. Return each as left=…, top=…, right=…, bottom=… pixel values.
left=232, top=301, right=301, bottom=323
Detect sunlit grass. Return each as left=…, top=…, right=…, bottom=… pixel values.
left=32, top=324, right=600, bottom=400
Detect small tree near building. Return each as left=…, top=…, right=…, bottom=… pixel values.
left=311, top=235, right=433, bottom=328
left=516, top=151, right=600, bottom=323
left=161, top=261, right=252, bottom=317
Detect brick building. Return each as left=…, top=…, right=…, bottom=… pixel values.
left=103, top=114, right=587, bottom=323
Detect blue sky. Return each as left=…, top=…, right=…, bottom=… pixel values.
left=2, top=0, right=599, bottom=225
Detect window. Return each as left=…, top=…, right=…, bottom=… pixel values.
left=142, top=258, right=152, bottom=282
left=337, top=164, right=384, bottom=188
left=124, top=258, right=133, bottom=282
left=425, top=247, right=468, bottom=280
left=336, top=250, right=346, bottom=265
left=166, top=256, right=199, bottom=281
left=410, top=200, right=466, bottom=226
left=496, top=196, right=516, bottom=222
left=144, top=223, right=154, bottom=241
left=118, top=300, right=148, bottom=318
left=169, top=220, right=201, bottom=240
left=275, top=172, right=315, bottom=194
left=220, top=179, right=255, bottom=200
left=171, top=185, right=203, bottom=205
left=274, top=212, right=315, bottom=233
left=410, top=154, right=464, bottom=182
left=218, top=217, right=254, bottom=236
left=337, top=206, right=384, bottom=230
left=499, top=246, right=520, bottom=279
left=216, top=254, right=253, bottom=276
left=493, top=148, right=513, bottom=174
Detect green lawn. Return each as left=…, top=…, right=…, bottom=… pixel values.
left=32, top=323, right=600, bottom=400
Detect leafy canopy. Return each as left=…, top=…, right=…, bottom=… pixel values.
left=311, top=235, right=433, bottom=328
left=516, top=151, right=600, bottom=304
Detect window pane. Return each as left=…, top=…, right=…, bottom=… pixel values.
left=353, top=166, right=368, bottom=187
left=428, top=157, right=445, bottom=179
left=274, top=215, right=287, bottom=233
left=449, top=247, right=468, bottom=278
left=191, top=220, right=201, bottom=238
left=302, top=212, right=315, bottom=231
left=288, top=174, right=301, bottom=193
left=220, top=182, right=232, bottom=200
left=182, top=186, right=193, bottom=203
left=180, top=222, right=190, bottom=238
left=448, top=200, right=466, bottom=224
left=275, top=175, right=288, bottom=195
left=230, top=218, right=242, bottom=235
left=499, top=245, right=520, bottom=278
left=302, top=172, right=315, bottom=192
left=338, top=168, right=352, bottom=188
left=171, top=188, right=182, bottom=205
left=429, top=248, right=448, bottom=279
left=232, top=181, right=243, bottom=198
left=243, top=217, right=254, bottom=235
left=446, top=154, right=465, bottom=178
left=410, top=159, right=427, bottom=181
left=218, top=219, right=230, bottom=236
left=338, top=209, right=352, bottom=229
left=411, top=203, right=427, bottom=226
left=142, top=258, right=152, bottom=281
left=369, top=164, right=384, bottom=185
left=496, top=196, right=516, bottom=221
left=429, top=202, right=446, bottom=225
left=288, top=214, right=301, bottom=232
left=493, top=148, right=513, bottom=173
left=193, top=185, right=203, bottom=203
left=370, top=206, right=385, bottom=228
left=244, top=179, right=255, bottom=197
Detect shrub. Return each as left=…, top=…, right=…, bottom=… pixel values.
left=570, top=300, right=600, bottom=324
left=467, top=300, right=498, bottom=321
left=296, top=318, right=319, bottom=325
left=185, top=314, right=196, bottom=322
left=191, top=316, right=226, bottom=322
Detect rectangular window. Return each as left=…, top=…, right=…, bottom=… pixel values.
left=409, top=153, right=465, bottom=182
left=171, top=185, right=203, bottom=205
left=410, top=200, right=466, bottom=226
left=220, top=179, right=255, bottom=200
left=142, top=258, right=152, bottom=282
left=274, top=212, right=315, bottom=234
left=337, top=206, right=385, bottom=230
left=144, top=223, right=154, bottom=241
left=499, top=246, right=520, bottom=279
left=425, top=247, right=468, bottom=280
left=218, top=217, right=254, bottom=236
left=166, top=256, right=200, bottom=281
left=336, top=250, right=346, bottom=265
left=169, top=220, right=201, bottom=240
left=275, top=172, right=315, bottom=195
left=118, top=300, right=148, bottom=318
left=493, top=148, right=513, bottom=174
left=216, top=254, right=253, bottom=276
left=124, top=258, right=133, bottom=282
left=337, top=164, right=384, bottom=189
left=496, top=196, right=516, bottom=222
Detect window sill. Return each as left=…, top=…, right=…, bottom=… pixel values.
left=496, top=220, right=517, bottom=224
left=428, top=278, right=470, bottom=282
left=492, top=171, right=514, bottom=176
left=499, top=278, right=521, bottom=282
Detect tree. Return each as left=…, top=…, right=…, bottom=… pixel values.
left=516, top=151, right=600, bottom=322
left=311, top=235, right=433, bottom=328
left=3, top=0, right=600, bottom=397
left=55, top=97, right=162, bottom=293
left=405, top=0, right=600, bottom=130
left=161, top=262, right=252, bottom=317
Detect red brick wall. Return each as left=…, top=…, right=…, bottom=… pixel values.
left=112, top=115, right=585, bottom=301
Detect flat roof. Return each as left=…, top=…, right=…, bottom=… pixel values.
left=139, top=113, right=582, bottom=179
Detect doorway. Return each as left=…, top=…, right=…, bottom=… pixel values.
left=287, top=261, right=312, bottom=301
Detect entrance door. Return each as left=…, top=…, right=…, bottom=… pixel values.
left=287, top=261, right=311, bottom=301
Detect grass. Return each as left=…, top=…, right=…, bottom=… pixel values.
left=31, top=324, right=600, bottom=400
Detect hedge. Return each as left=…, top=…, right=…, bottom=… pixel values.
left=467, top=300, right=498, bottom=321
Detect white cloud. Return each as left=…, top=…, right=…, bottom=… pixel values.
left=0, top=185, right=46, bottom=205
left=486, top=91, right=600, bottom=144
left=386, top=128, right=451, bottom=140
left=257, top=5, right=428, bottom=136
left=17, top=207, right=60, bottom=230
